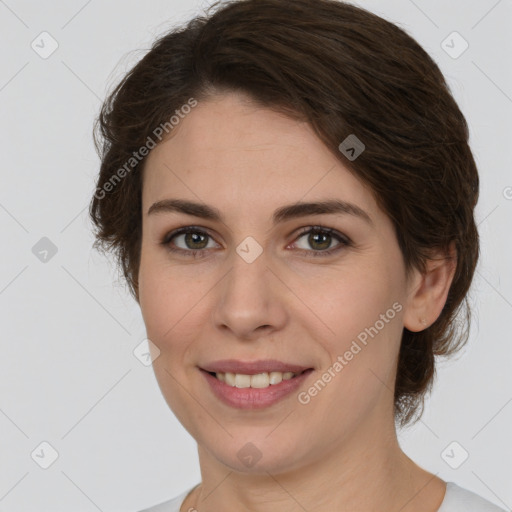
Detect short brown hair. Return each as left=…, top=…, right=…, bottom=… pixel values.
left=89, top=0, right=479, bottom=428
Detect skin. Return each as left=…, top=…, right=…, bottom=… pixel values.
left=138, top=92, right=456, bottom=512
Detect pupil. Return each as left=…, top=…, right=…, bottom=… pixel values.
left=186, top=232, right=207, bottom=249
left=310, top=232, right=330, bottom=250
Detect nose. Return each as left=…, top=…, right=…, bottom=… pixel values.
left=212, top=249, right=288, bottom=341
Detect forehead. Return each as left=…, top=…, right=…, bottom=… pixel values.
left=147, top=93, right=320, bottom=169
left=142, top=93, right=378, bottom=221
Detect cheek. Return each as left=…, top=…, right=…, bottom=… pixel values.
left=139, top=249, right=182, bottom=346
left=303, top=261, right=402, bottom=343
left=300, top=260, right=404, bottom=396
left=138, top=253, right=207, bottom=423
left=138, top=248, right=212, bottom=359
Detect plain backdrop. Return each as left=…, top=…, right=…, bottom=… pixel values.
left=0, top=1, right=511, bottom=511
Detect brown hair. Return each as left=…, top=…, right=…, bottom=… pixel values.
left=89, top=0, right=479, bottom=428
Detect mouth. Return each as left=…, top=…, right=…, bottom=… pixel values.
left=199, top=367, right=315, bottom=409
left=203, top=368, right=312, bottom=389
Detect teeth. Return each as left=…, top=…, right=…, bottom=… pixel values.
left=216, top=371, right=299, bottom=388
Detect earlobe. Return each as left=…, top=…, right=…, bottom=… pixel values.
left=403, top=242, right=457, bottom=332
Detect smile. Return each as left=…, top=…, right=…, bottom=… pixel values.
left=200, top=368, right=314, bottom=409
left=211, top=370, right=306, bottom=388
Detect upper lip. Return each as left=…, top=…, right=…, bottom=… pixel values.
left=200, top=359, right=313, bottom=375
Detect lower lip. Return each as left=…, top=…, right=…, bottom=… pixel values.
left=200, top=369, right=314, bottom=409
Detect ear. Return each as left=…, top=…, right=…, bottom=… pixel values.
left=403, top=241, right=457, bottom=332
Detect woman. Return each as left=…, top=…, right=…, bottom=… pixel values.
left=89, top=1, right=506, bottom=511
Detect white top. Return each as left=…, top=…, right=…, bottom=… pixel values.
left=139, top=481, right=508, bottom=512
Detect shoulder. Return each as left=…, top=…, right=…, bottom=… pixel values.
left=137, top=484, right=198, bottom=512
left=439, top=482, right=508, bottom=512
left=137, top=481, right=509, bottom=512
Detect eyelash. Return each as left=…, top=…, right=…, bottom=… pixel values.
left=160, top=225, right=352, bottom=259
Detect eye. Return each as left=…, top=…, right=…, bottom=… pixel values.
left=161, top=224, right=351, bottom=259
left=290, top=226, right=351, bottom=257
left=161, top=226, right=219, bottom=258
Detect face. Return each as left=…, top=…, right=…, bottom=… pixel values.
left=138, top=92, right=415, bottom=473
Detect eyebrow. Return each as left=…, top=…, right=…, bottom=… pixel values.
left=147, top=198, right=373, bottom=226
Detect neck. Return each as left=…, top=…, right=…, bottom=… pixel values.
left=185, top=406, right=445, bottom=512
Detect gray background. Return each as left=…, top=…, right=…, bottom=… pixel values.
left=0, top=0, right=511, bottom=510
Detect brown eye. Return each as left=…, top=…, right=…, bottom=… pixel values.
left=292, top=226, right=351, bottom=257
left=306, top=231, right=332, bottom=250
left=177, top=231, right=209, bottom=250
left=162, top=227, right=219, bottom=257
